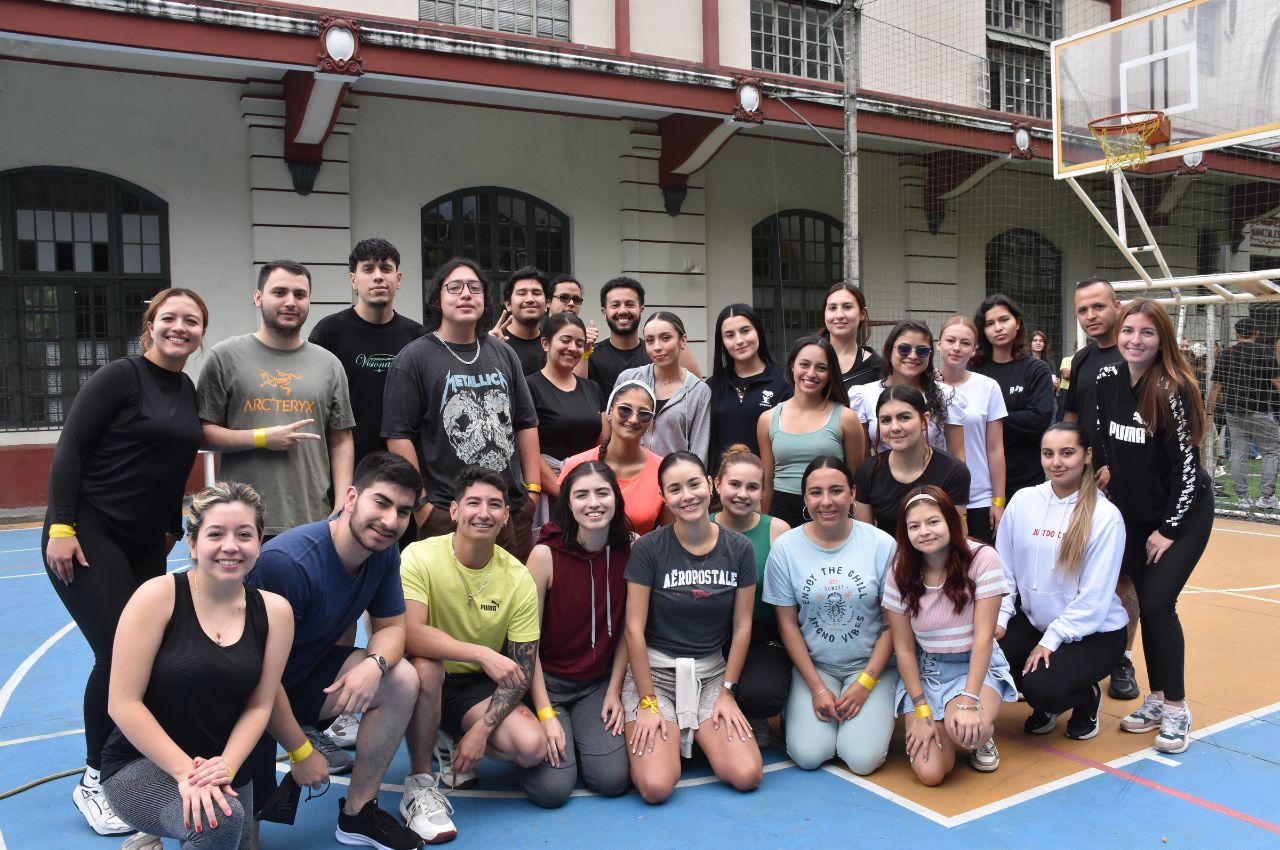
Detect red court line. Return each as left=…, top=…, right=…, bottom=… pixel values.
left=1021, top=736, right=1280, bottom=836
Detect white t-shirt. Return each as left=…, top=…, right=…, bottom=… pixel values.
left=946, top=372, right=1008, bottom=508
left=848, top=379, right=963, bottom=455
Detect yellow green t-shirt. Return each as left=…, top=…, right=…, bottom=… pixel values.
left=400, top=534, right=540, bottom=675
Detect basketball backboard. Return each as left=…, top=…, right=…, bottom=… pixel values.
left=1052, top=0, right=1280, bottom=178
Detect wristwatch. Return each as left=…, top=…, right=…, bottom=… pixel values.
left=722, top=680, right=738, bottom=696
left=367, top=653, right=389, bottom=677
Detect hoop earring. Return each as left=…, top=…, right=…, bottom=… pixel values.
left=801, top=506, right=812, bottom=522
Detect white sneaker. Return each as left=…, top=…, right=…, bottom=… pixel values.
left=121, top=832, right=163, bottom=850
left=969, top=737, right=1001, bottom=772
left=1153, top=704, right=1193, bottom=754
left=400, top=773, right=457, bottom=844
left=433, top=730, right=478, bottom=790
left=1256, top=495, right=1277, bottom=510
left=323, top=713, right=361, bottom=749
left=1120, top=694, right=1165, bottom=733
left=1237, top=497, right=1255, bottom=509
left=72, top=776, right=131, bottom=835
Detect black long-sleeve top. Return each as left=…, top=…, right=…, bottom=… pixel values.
left=47, top=355, right=201, bottom=539
left=972, top=355, right=1054, bottom=492
left=1094, top=362, right=1207, bottom=539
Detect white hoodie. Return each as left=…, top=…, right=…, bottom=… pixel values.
left=995, top=481, right=1128, bottom=651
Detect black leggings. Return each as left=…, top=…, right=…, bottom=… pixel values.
left=769, top=491, right=805, bottom=530
left=1123, top=494, right=1214, bottom=702
left=45, top=504, right=168, bottom=769
left=733, top=618, right=792, bottom=719
left=999, top=612, right=1126, bottom=714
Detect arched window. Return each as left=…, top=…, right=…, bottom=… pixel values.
left=421, top=187, right=570, bottom=327
left=0, top=168, right=169, bottom=429
left=752, top=209, right=842, bottom=354
left=985, top=228, right=1063, bottom=360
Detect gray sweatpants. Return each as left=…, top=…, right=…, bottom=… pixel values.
left=102, top=758, right=253, bottom=850
left=517, top=672, right=630, bottom=808
left=1225, top=412, right=1280, bottom=499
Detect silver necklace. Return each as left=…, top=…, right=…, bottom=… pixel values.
left=191, top=571, right=242, bottom=645
left=434, top=331, right=481, bottom=366
left=452, top=556, right=494, bottom=608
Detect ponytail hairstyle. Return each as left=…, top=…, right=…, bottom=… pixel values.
left=644, top=310, right=687, bottom=339
left=881, top=320, right=948, bottom=427
left=1117, top=299, right=1206, bottom=447
left=140, top=288, right=209, bottom=352
left=186, top=481, right=266, bottom=547
left=1045, top=422, right=1097, bottom=580
left=717, top=443, right=764, bottom=477
left=658, top=449, right=709, bottom=487
left=892, top=485, right=977, bottom=618
left=555, top=460, right=632, bottom=548
left=819, top=282, right=872, bottom=346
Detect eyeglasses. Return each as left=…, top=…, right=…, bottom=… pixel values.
left=554, top=293, right=584, bottom=306
left=895, top=343, right=933, bottom=360
left=443, top=279, right=485, bottom=295
left=614, top=403, right=654, bottom=424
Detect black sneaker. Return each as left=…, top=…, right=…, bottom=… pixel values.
left=1108, top=659, right=1140, bottom=700
left=336, top=797, right=423, bottom=850
left=1024, top=708, right=1058, bottom=735
left=1065, top=684, right=1102, bottom=740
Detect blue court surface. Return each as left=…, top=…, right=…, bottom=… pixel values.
left=2, top=523, right=1278, bottom=849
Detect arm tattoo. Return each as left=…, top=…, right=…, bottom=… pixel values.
left=482, top=639, right=538, bottom=731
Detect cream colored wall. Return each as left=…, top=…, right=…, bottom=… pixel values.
left=719, top=0, right=751, bottom=69
left=572, top=0, right=615, bottom=49
left=860, top=0, right=986, bottom=107
left=630, top=0, right=703, bottom=61
left=346, top=96, right=628, bottom=327
left=286, top=0, right=417, bottom=19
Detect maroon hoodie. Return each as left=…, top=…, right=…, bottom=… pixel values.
left=537, top=522, right=629, bottom=681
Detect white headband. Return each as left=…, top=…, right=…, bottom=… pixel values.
left=905, top=493, right=939, bottom=509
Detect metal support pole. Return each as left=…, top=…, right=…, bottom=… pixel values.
left=842, top=0, right=861, bottom=287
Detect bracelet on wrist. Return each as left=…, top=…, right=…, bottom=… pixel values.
left=958, top=690, right=983, bottom=703
left=812, top=687, right=830, bottom=700
left=910, top=693, right=928, bottom=705
left=638, top=695, right=660, bottom=715
left=287, top=740, right=314, bottom=763
left=856, top=671, right=879, bottom=691
left=48, top=523, right=77, bottom=539
left=253, top=428, right=268, bottom=449
left=992, top=496, right=1007, bottom=508
left=536, top=705, right=557, bottom=722
left=914, top=703, right=933, bottom=719
left=524, top=481, right=543, bottom=494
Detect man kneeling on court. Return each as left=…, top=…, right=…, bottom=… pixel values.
left=248, top=452, right=438, bottom=849
left=399, top=466, right=545, bottom=826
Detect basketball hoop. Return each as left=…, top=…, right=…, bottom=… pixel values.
left=1088, top=111, right=1171, bottom=172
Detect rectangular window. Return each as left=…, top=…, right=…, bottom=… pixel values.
left=751, top=0, right=844, bottom=84
left=985, top=0, right=1061, bottom=42
left=420, top=0, right=570, bottom=41
left=986, top=43, right=1051, bottom=118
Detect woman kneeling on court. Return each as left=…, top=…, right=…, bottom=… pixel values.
left=520, top=461, right=632, bottom=807
left=622, top=451, right=763, bottom=804
left=100, top=483, right=293, bottom=850
left=995, top=423, right=1128, bottom=742
left=884, top=487, right=1018, bottom=783
left=764, top=456, right=899, bottom=774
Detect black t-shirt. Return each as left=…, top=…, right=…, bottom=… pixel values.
left=972, top=356, right=1054, bottom=494
left=853, top=450, right=970, bottom=536
left=309, top=308, right=425, bottom=463
left=1063, top=342, right=1124, bottom=448
left=1214, top=341, right=1278, bottom=414
left=527, top=372, right=604, bottom=459
left=588, top=338, right=649, bottom=400
left=708, top=361, right=793, bottom=469
left=841, top=347, right=885, bottom=393
left=501, top=331, right=546, bottom=376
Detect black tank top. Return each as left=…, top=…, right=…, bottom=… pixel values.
left=100, top=572, right=268, bottom=787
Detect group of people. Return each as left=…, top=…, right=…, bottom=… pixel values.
left=43, top=236, right=1216, bottom=849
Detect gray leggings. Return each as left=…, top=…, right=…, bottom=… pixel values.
left=102, top=758, right=253, bottom=850
left=517, top=673, right=630, bottom=808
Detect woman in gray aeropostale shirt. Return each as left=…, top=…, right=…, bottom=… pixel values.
left=621, top=451, right=762, bottom=804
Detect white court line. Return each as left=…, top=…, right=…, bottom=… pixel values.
left=0, top=621, right=76, bottom=720
left=0, top=727, right=84, bottom=748
left=1183, top=583, right=1280, bottom=594
left=1184, top=587, right=1280, bottom=605
left=817, top=699, right=1280, bottom=829
left=1146, top=753, right=1182, bottom=767
left=0, top=572, right=44, bottom=580
left=1212, top=526, right=1280, bottom=539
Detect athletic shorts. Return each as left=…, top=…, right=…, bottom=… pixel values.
left=441, top=673, right=498, bottom=737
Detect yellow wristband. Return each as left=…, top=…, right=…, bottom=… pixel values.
left=582, top=346, right=594, bottom=360
left=524, top=482, right=543, bottom=494
left=227, top=767, right=235, bottom=781
left=253, top=428, right=268, bottom=449
left=536, top=706, right=556, bottom=722
left=48, top=523, right=77, bottom=539
left=856, top=671, right=879, bottom=691
left=639, top=695, right=660, bottom=715
left=992, top=497, right=1007, bottom=508
left=287, top=740, right=314, bottom=763
left=914, top=703, right=933, bottom=719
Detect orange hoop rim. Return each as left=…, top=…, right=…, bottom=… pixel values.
left=1088, top=110, right=1166, bottom=137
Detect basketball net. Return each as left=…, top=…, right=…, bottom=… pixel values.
left=1088, top=111, right=1170, bottom=173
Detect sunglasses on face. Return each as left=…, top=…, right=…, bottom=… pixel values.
left=554, top=293, right=584, bottom=306
left=614, top=403, right=654, bottom=424
left=896, top=343, right=933, bottom=360
left=443, top=280, right=485, bottom=295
